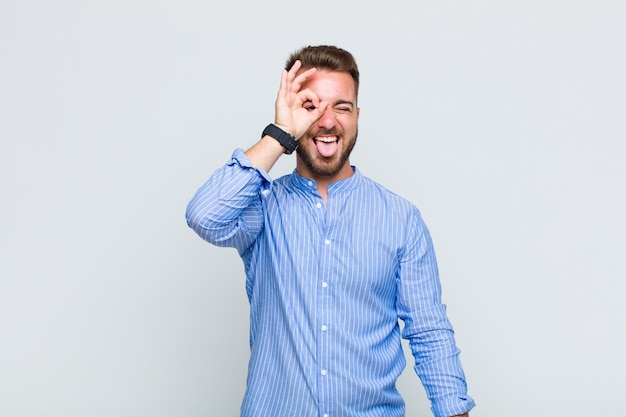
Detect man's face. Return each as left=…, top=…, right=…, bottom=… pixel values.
left=296, top=70, right=360, bottom=180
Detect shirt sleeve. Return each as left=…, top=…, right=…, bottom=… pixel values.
left=396, top=208, right=475, bottom=417
left=185, top=148, right=272, bottom=255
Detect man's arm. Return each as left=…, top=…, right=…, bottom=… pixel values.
left=186, top=60, right=328, bottom=250
left=396, top=209, right=475, bottom=417
left=245, top=60, right=327, bottom=172
left=185, top=149, right=267, bottom=252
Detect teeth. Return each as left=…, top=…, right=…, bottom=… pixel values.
left=314, top=136, right=338, bottom=143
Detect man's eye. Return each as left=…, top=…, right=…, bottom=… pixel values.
left=304, top=101, right=315, bottom=111
left=337, top=107, right=352, bottom=113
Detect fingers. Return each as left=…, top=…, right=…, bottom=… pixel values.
left=279, top=61, right=299, bottom=98
left=296, top=88, right=319, bottom=109
left=275, top=60, right=323, bottom=139
left=292, top=67, right=317, bottom=93
left=278, top=61, right=316, bottom=106
left=307, top=100, right=329, bottom=125
left=296, top=88, right=328, bottom=125
left=287, top=59, right=302, bottom=77
left=285, top=60, right=317, bottom=95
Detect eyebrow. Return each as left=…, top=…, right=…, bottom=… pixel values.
left=334, top=99, right=355, bottom=107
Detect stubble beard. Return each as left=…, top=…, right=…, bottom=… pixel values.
left=296, top=129, right=358, bottom=178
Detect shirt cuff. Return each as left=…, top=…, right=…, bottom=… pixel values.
left=231, top=148, right=273, bottom=186
left=431, top=395, right=476, bottom=417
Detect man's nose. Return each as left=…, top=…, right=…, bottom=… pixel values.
left=317, top=106, right=337, bottom=130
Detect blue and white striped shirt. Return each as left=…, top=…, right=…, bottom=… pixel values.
left=186, top=149, right=474, bottom=417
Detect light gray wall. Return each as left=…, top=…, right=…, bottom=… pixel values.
left=2, top=1, right=625, bottom=416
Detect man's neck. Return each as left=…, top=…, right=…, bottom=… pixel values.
left=296, top=162, right=354, bottom=204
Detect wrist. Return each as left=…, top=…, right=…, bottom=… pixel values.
left=262, top=124, right=298, bottom=154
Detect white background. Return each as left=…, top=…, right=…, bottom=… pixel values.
left=2, top=1, right=625, bottom=416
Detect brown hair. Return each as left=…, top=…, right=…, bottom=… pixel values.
left=285, top=45, right=360, bottom=97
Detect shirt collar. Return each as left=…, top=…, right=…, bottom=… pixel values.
left=289, top=166, right=362, bottom=195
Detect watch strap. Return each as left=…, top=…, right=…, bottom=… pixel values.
left=262, top=124, right=298, bottom=154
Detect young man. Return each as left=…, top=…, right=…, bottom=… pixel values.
left=186, top=45, right=475, bottom=417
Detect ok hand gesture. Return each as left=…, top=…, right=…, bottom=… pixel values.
left=274, top=60, right=328, bottom=141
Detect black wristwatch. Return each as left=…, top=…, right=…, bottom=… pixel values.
left=262, top=124, right=298, bottom=154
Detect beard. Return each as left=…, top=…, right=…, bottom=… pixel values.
left=296, top=129, right=358, bottom=177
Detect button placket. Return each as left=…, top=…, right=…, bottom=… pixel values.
left=317, top=193, right=335, bottom=416
left=318, top=253, right=331, bottom=414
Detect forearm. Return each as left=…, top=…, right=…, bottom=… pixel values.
left=185, top=149, right=266, bottom=249
left=244, top=135, right=286, bottom=173
left=410, top=331, right=474, bottom=417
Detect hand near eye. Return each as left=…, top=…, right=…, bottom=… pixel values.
left=274, top=60, right=328, bottom=141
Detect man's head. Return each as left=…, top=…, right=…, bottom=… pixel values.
left=286, top=46, right=361, bottom=182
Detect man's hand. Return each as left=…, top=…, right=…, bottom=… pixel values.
left=274, top=60, right=328, bottom=140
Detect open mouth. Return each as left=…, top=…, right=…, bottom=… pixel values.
left=313, top=135, right=339, bottom=157
left=313, top=135, right=339, bottom=144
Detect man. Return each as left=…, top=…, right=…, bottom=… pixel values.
left=186, top=45, right=475, bottom=417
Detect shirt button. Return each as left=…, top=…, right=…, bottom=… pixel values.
left=307, top=181, right=314, bottom=187
left=321, top=325, right=328, bottom=332
left=316, top=202, right=322, bottom=209
left=322, top=282, right=328, bottom=288
left=321, top=369, right=328, bottom=376
left=324, top=239, right=330, bottom=245
left=323, top=414, right=329, bottom=417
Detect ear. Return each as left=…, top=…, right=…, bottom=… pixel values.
left=356, top=107, right=361, bottom=119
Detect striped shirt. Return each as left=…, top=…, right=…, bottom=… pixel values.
left=186, top=149, right=475, bottom=417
